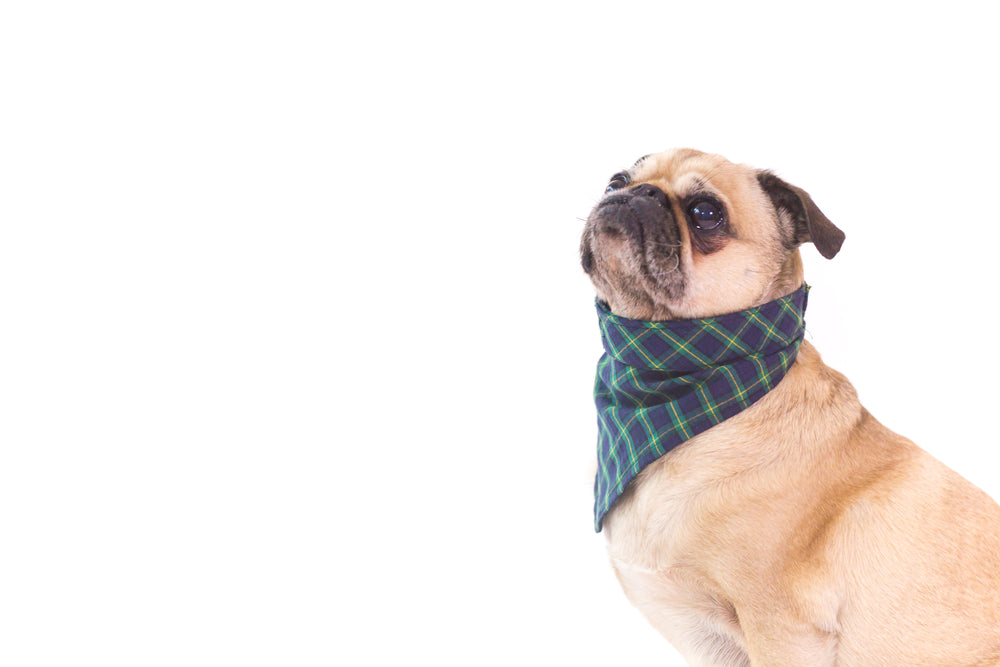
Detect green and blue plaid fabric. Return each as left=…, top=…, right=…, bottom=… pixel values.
left=594, top=285, right=809, bottom=531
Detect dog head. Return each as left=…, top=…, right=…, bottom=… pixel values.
left=580, top=148, right=845, bottom=320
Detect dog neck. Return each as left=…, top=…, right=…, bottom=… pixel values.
left=592, top=284, right=809, bottom=531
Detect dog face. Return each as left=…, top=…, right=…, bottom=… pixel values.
left=580, top=148, right=845, bottom=320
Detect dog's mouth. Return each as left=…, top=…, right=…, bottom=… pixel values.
left=583, top=184, right=685, bottom=300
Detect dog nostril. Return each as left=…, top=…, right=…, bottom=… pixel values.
left=632, top=183, right=668, bottom=206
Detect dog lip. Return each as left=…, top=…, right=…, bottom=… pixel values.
left=591, top=197, right=682, bottom=277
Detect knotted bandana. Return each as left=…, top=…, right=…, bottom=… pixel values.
left=594, top=285, right=809, bottom=531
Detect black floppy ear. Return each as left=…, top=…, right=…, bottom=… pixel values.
left=757, top=171, right=845, bottom=259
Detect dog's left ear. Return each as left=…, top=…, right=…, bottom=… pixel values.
left=757, top=171, right=845, bottom=259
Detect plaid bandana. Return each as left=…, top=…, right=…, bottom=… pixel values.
left=593, top=285, right=809, bottom=531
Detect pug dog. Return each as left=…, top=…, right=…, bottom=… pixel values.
left=580, top=148, right=1000, bottom=666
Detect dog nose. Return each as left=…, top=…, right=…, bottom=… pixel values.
left=630, top=183, right=670, bottom=208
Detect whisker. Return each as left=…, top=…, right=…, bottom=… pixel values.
left=646, top=240, right=682, bottom=250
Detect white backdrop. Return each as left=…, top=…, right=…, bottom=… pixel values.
left=2, top=2, right=998, bottom=665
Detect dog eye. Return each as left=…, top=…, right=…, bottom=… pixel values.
left=687, top=199, right=725, bottom=231
left=605, top=172, right=631, bottom=193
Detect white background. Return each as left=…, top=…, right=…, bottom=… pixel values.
left=2, top=2, right=998, bottom=665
